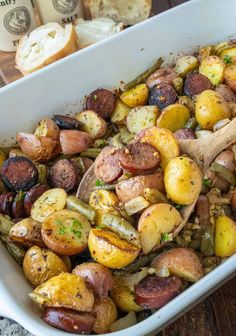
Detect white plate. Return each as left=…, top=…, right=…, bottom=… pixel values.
left=0, top=0, right=236, bottom=335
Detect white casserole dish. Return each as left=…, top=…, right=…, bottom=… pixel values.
left=0, top=0, right=236, bottom=335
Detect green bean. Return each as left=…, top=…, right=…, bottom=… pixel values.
left=201, top=226, right=215, bottom=256
left=124, top=57, right=164, bottom=91
left=0, top=235, right=25, bottom=265
left=119, top=206, right=135, bottom=226
left=71, top=157, right=86, bottom=174
left=80, top=148, right=102, bottom=158
left=37, top=164, right=48, bottom=184
left=99, top=213, right=141, bottom=248
left=0, top=214, right=15, bottom=235
left=93, top=139, right=107, bottom=148
left=67, top=195, right=96, bottom=222
left=210, top=162, right=236, bottom=186
left=119, top=126, right=135, bottom=145
left=110, top=134, right=124, bottom=149
left=185, top=117, right=198, bottom=130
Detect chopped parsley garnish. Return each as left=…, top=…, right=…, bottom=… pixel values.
left=93, top=94, right=98, bottom=101
left=223, top=55, right=233, bottom=64
left=174, top=204, right=184, bottom=210
left=202, top=178, right=212, bottom=188
left=15, top=190, right=26, bottom=202
left=70, top=219, right=82, bottom=238
left=95, top=179, right=104, bottom=187
left=162, top=233, right=172, bottom=242
left=58, top=226, right=66, bottom=235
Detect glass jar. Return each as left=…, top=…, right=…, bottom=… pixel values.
left=35, top=0, right=84, bottom=25
left=0, top=0, right=37, bottom=52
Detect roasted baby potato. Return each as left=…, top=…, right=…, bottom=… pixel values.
left=89, top=189, right=120, bottom=225
left=42, top=209, right=91, bottom=256
left=60, top=130, right=92, bottom=155
left=120, top=84, right=148, bottom=107
left=224, top=64, right=236, bottom=92
left=126, top=105, right=159, bottom=134
left=156, top=104, right=190, bottom=132
left=138, top=203, right=182, bottom=254
left=215, top=216, right=236, bottom=257
left=151, top=248, right=203, bottom=282
left=164, top=156, right=202, bottom=205
left=16, top=132, right=60, bottom=163
left=143, top=188, right=168, bottom=204
left=9, top=218, right=44, bottom=248
left=93, top=297, right=117, bottom=334
left=88, top=228, right=140, bottom=269
left=111, top=285, right=142, bottom=312
left=23, top=246, right=69, bottom=286
left=73, top=262, right=114, bottom=298
left=31, top=188, right=67, bottom=223
left=195, top=90, right=231, bottom=130
left=111, top=99, right=131, bottom=125
left=115, top=171, right=165, bottom=204
left=75, top=110, right=107, bottom=139
left=138, top=127, right=180, bottom=169
left=29, top=273, right=94, bottom=312
left=220, top=46, right=236, bottom=64
left=199, top=56, right=225, bottom=85
left=175, top=55, right=199, bottom=77
left=34, top=118, right=60, bottom=141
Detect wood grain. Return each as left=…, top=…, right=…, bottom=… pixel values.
left=0, top=1, right=235, bottom=336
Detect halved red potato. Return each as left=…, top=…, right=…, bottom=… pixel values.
left=42, top=209, right=91, bottom=256
left=16, top=132, right=60, bottom=163
left=75, top=110, right=107, bottom=139
left=60, top=130, right=92, bottom=155
left=34, top=117, right=60, bottom=140
left=138, top=203, right=182, bottom=254
left=151, top=248, right=204, bottom=282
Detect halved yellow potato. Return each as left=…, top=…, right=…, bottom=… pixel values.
left=138, top=203, right=182, bottom=254
left=126, top=105, right=159, bottom=134
left=199, top=56, right=225, bottom=85
left=75, top=110, right=107, bottom=139
left=164, top=156, right=202, bottom=205
left=88, top=228, right=140, bottom=269
left=93, top=297, right=117, bottom=334
left=31, top=188, right=67, bottom=223
left=138, top=127, right=180, bottom=169
left=220, top=47, right=236, bottom=64
left=151, top=247, right=203, bottom=282
left=34, top=117, right=60, bottom=141
left=175, top=55, right=199, bottom=77
left=215, top=216, right=236, bottom=257
left=195, top=90, right=231, bottom=130
left=224, top=64, right=236, bottom=92
left=111, top=285, right=142, bottom=312
left=42, top=209, right=91, bottom=256
left=120, top=84, right=148, bottom=108
left=156, top=104, right=190, bottom=132
left=111, top=99, right=131, bottom=125
left=89, top=189, right=120, bottom=225
left=29, top=273, right=94, bottom=312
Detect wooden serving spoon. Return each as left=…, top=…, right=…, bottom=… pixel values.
left=77, top=118, right=236, bottom=237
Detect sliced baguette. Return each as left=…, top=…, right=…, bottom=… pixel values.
left=85, top=0, right=152, bottom=25
left=16, top=23, right=78, bottom=75
left=74, top=17, right=124, bottom=48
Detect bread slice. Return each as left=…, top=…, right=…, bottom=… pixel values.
left=85, top=0, right=152, bottom=25
left=74, top=17, right=124, bottom=49
left=16, top=23, right=78, bottom=75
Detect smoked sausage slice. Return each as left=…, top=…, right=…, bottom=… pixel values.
left=134, top=275, right=182, bottom=309
left=0, top=192, right=14, bottom=217
left=184, top=73, right=212, bottom=97
left=94, top=146, right=122, bottom=183
left=53, top=115, right=82, bottom=130
left=174, top=128, right=196, bottom=140
left=86, top=89, right=117, bottom=119
left=1, top=157, right=38, bottom=191
left=49, top=159, right=81, bottom=192
left=42, top=308, right=96, bottom=334
left=119, top=143, right=160, bottom=175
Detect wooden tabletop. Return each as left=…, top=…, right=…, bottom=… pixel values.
left=0, top=1, right=235, bottom=336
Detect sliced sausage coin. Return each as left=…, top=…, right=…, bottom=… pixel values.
left=1, top=157, right=38, bottom=191
left=148, top=83, right=178, bottom=109
left=86, top=89, right=117, bottom=119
